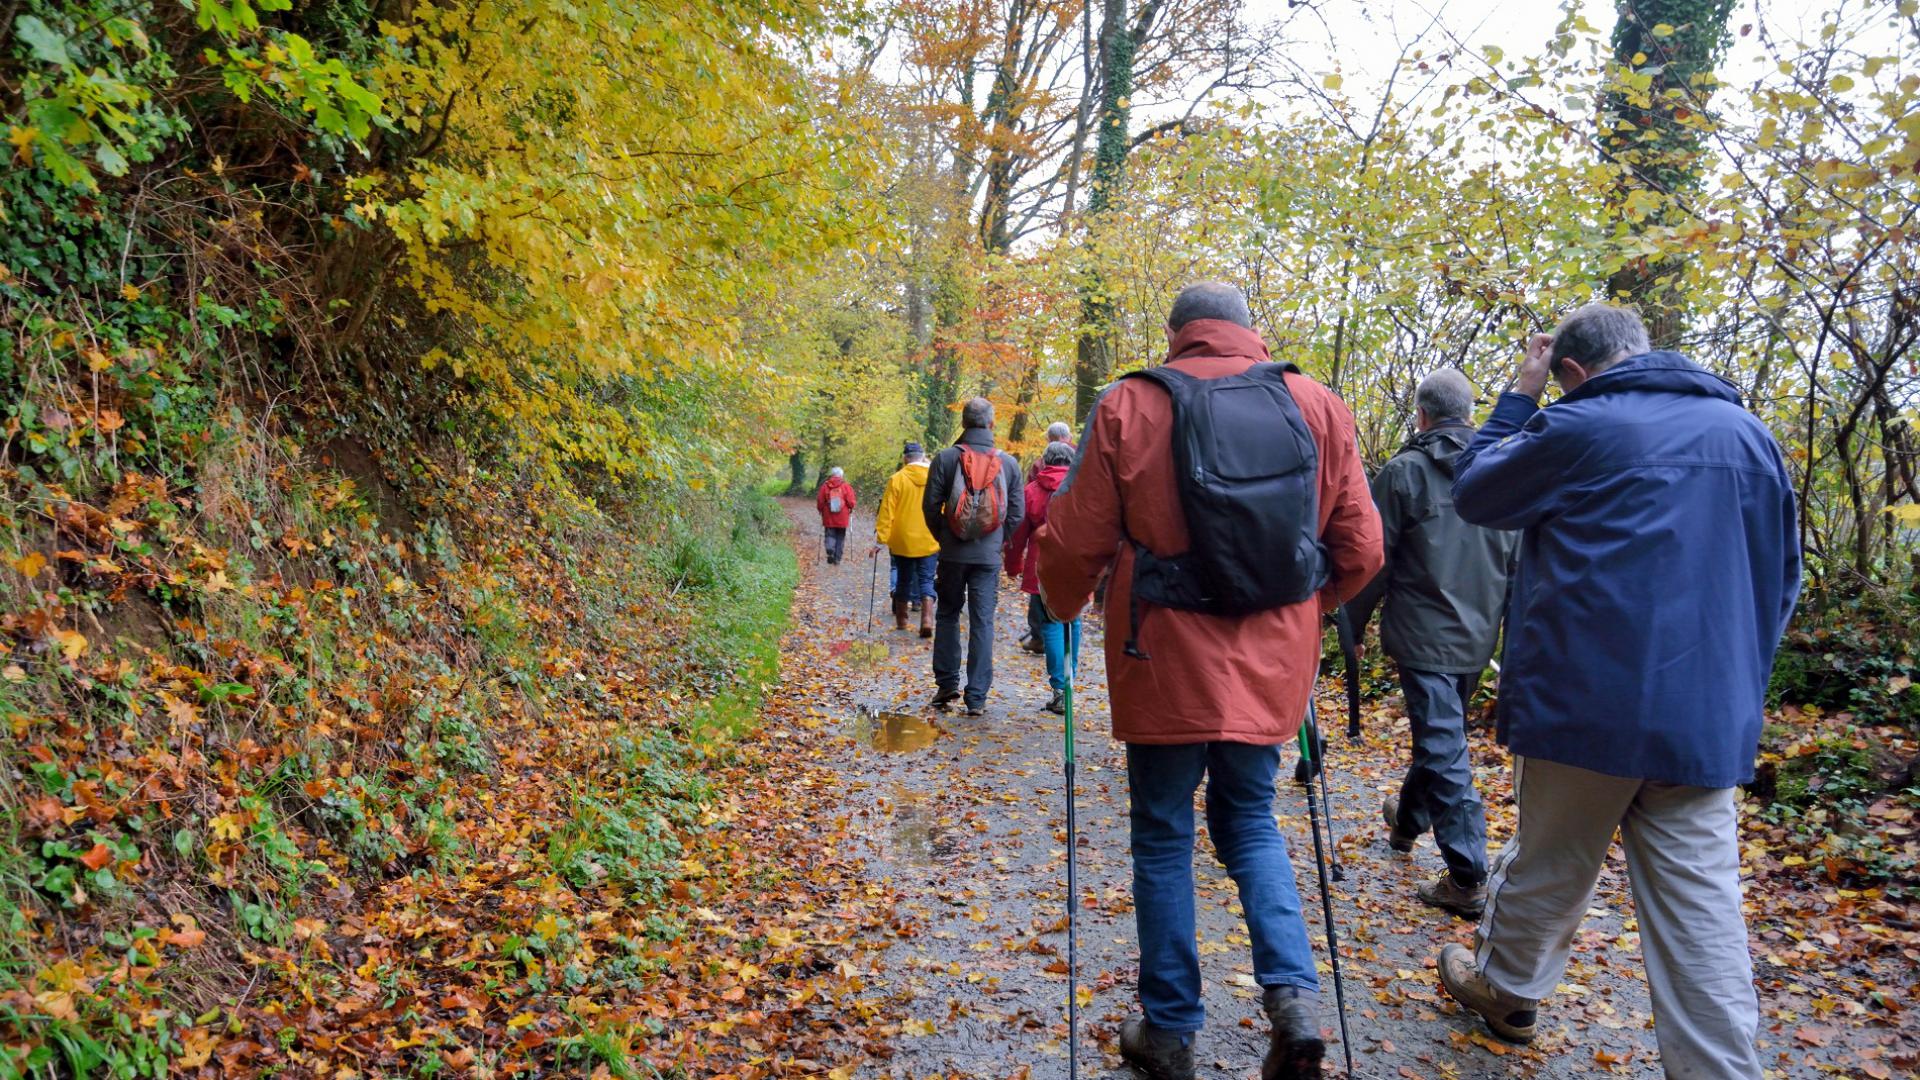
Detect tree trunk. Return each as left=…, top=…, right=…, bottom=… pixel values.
left=786, top=450, right=808, bottom=496
left=1601, top=0, right=1736, bottom=347
left=1072, top=0, right=1136, bottom=424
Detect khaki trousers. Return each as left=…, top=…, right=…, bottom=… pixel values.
left=1476, top=756, right=1761, bottom=1079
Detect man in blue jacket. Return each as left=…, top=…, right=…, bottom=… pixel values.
left=1435, top=304, right=1799, bottom=1080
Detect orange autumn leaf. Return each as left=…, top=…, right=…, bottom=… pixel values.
left=77, top=843, right=113, bottom=871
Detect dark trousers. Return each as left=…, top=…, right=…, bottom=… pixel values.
left=933, top=561, right=997, bottom=707
left=1395, top=666, right=1490, bottom=885
left=822, top=526, right=847, bottom=564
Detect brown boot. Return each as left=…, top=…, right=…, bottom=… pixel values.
left=1417, top=872, right=1487, bottom=919
left=918, top=602, right=933, bottom=639
left=1437, top=943, right=1538, bottom=1043
left=1260, top=986, right=1325, bottom=1079
left=1118, top=1018, right=1195, bottom=1080
left=892, top=598, right=909, bottom=631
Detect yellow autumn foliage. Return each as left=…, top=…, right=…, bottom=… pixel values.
left=372, top=0, right=884, bottom=483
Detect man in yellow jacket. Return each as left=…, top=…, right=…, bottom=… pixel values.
left=874, top=442, right=940, bottom=638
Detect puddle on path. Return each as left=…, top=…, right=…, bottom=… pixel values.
left=830, top=639, right=891, bottom=665
left=886, top=787, right=951, bottom=866
left=854, top=709, right=943, bottom=752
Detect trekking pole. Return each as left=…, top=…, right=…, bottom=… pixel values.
left=1062, top=619, right=1081, bottom=1080
left=1299, top=704, right=1356, bottom=1078
left=1293, top=707, right=1344, bottom=883
left=1334, top=608, right=1363, bottom=740
left=865, top=548, right=879, bottom=636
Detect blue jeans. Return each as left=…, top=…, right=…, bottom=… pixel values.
left=1128, top=741, right=1319, bottom=1033
left=890, top=554, right=936, bottom=602
left=1029, top=594, right=1081, bottom=692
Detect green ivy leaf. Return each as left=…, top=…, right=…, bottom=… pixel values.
left=15, top=15, right=73, bottom=67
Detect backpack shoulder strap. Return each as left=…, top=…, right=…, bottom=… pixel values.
left=1119, top=364, right=1195, bottom=392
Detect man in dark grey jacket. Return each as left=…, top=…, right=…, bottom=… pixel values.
left=1345, top=369, right=1517, bottom=917
left=922, top=397, right=1025, bottom=715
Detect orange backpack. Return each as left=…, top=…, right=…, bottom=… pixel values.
left=944, top=445, right=1007, bottom=540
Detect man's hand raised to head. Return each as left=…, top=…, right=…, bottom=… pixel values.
left=1513, top=333, right=1555, bottom=402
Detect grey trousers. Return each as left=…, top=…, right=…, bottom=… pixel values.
left=1477, top=756, right=1761, bottom=1079
left=933, top=561, right=997, bottom=708
left=1396, top=667, right=1489, bottom=885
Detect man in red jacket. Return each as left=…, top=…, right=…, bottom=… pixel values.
left=815, top=467, right=855, bottom=565
left=1037, top=283, right=1383, bottom=1080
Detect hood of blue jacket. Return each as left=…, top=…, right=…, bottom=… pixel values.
left=1561, top=351, right=1742, bottom=408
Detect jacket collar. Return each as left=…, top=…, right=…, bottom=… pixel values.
left=956, top=426, right=995, bottom=449
left=1559, top=350, right=1742, bottom=406
left=1166, top=319, right=1271, bottom=364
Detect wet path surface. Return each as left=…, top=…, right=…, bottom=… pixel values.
left=778, top=500, right=1901, bottom=1079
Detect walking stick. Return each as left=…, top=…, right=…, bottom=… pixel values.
left=1335, top=608, right=1363, bottom=740
left=865, top=548, right=879, bottom=636
left=1062, top=620, right=1081, bottom=1080
left=1299, top=702, right=1356, bottom=1078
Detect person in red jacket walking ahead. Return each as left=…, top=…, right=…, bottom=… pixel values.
left=815, top=467, right=855, bottom=565
left=1037, top=282, right=1383, bottom=1080
left=1003, top=440, right=1078, bottom=714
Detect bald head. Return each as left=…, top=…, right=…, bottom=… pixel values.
left=1167, top=282, right=1253, bottom=331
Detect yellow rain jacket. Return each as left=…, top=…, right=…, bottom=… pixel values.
left=875, top=462, right=939, bottom=557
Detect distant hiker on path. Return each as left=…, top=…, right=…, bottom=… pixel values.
left=1037, top=282, right=1383, bottom=1080
left=875, top=443, right=938, bottom=638
left=1435, top=304, right=1800, bottom=1079
left=1004, top=440, right=1078, bottom=714
left=1021, top=420, right=1077, bottom=654
left=816, top=467, right=855, bottom=565
left=1025, top=420, right=1075, bottom=483
left=922, top=398, right=1025, bottom=715
left=1343, top=368, right=1518, bottom=919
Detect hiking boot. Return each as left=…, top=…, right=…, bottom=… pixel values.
left=930, top=688, right=960, bottom=709
left=1417, top=873, right=1487, bottom=919
left=1022, top=636, right=1044, bottom=655
left=1043, top=690, right=1065, bottom=715
left=918, top=605, right=933, bottom=639
left=1118, top=1018, right=1195, bottom=1080
left=1437, top=943, right=1537, bottom=1044
left=892, top=598, right=909, bottom=631
left=964, top=702, right=985, bottom=717
left=1382, top=795, right=1418, bottom=853
left=1260, top=986, right=1325, bottom=1080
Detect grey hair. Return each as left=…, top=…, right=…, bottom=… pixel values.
left=1041, top=441, right=1075, bottom=466
left=1167, top=281, right=1253, bottom=330
left=1045, top=421, right=1072, bottom=442
left=1414, top=369, right=1475, bottom=423
left=961, top=397, right=995, bottom=430
left=1549, top=303, right=1650, bottom=375
left=828, top=466, right=844, bottom=478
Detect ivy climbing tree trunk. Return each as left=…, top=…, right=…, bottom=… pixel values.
left=786, top=451, right=808, bottom=496
left=1602, top=0, right=1736, bottom=347
left=1073, top=0, right=1137, bottom=424
left=922, top=258, right=967, bottom=450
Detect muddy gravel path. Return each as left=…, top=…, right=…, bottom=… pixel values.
left=776, top=498, right=1903, bottom=1080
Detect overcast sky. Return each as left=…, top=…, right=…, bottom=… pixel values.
left=1236, top=0, right=1889, bottom=110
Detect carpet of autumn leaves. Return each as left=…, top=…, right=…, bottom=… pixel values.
left=0, top=422, right=897, bottom=1077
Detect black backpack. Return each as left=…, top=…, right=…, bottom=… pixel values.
left=1117, top=361, right=1328, bottom=658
